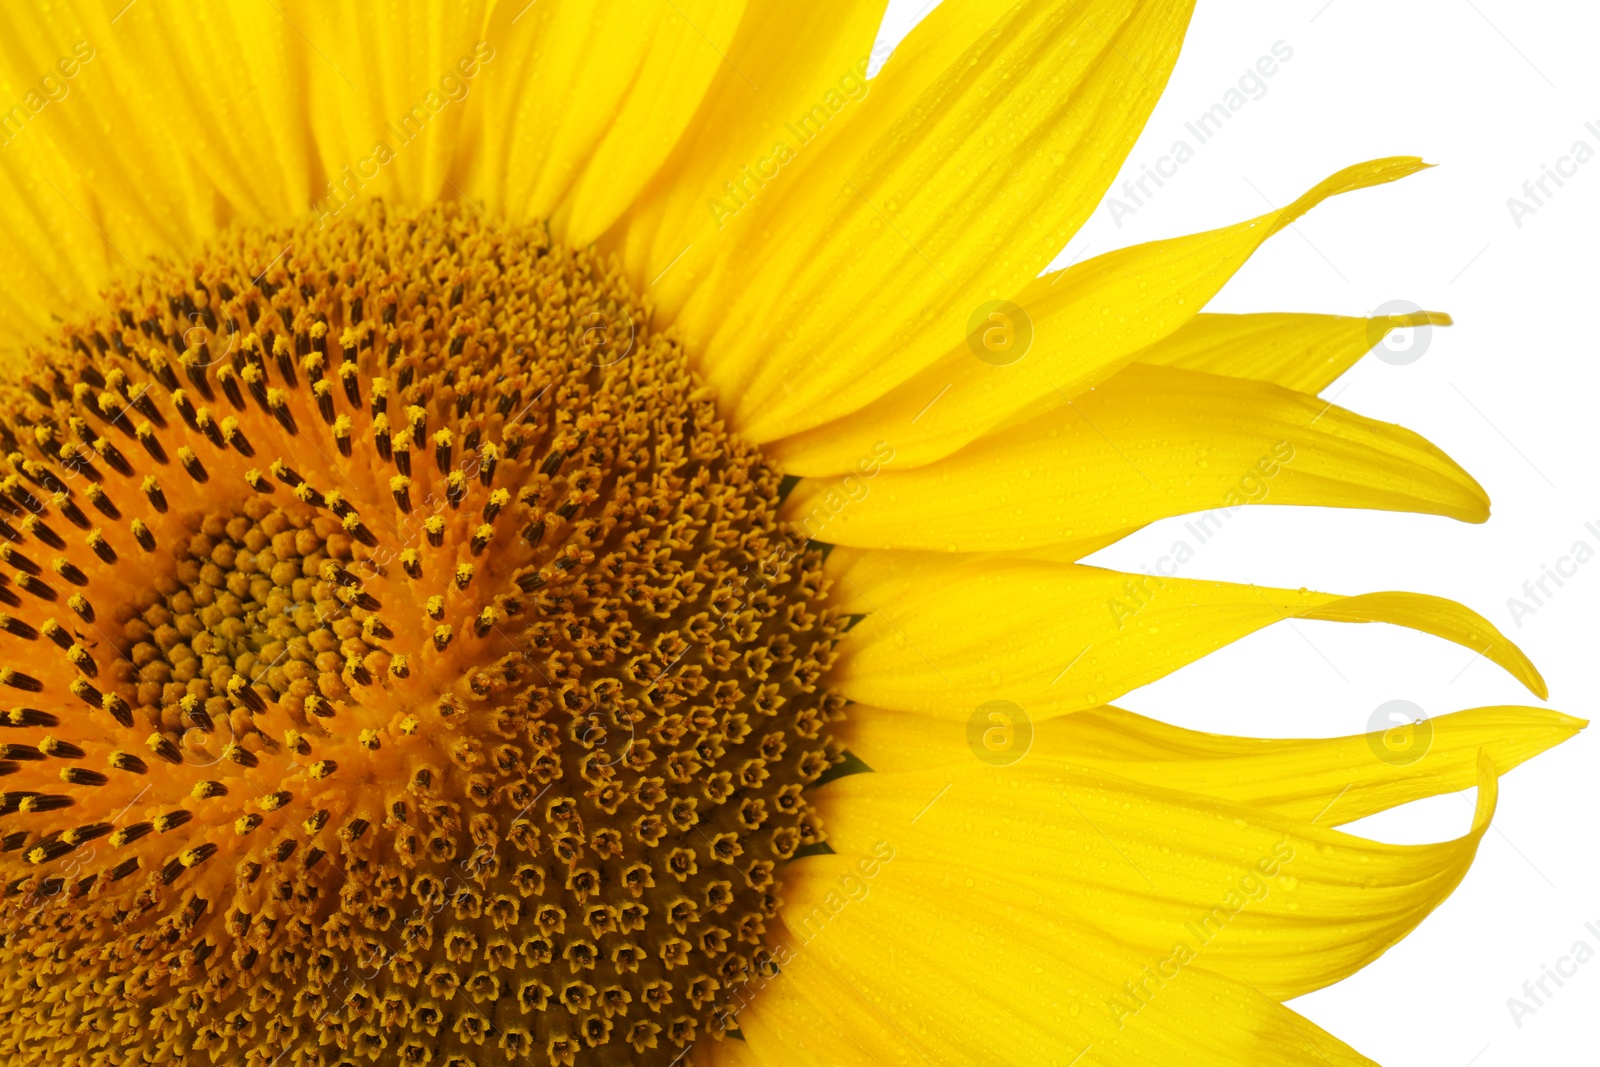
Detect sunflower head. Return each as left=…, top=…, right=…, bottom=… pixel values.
left=0, top=200, right=844, bottom=1064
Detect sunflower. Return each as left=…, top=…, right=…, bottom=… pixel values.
left=0, top=2, right=1578, bottom=1065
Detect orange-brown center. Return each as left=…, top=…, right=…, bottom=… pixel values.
left=0, top=201, right=844, bottom=1067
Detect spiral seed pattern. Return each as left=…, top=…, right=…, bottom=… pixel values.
left=0, top=201, right=844, bottom=1066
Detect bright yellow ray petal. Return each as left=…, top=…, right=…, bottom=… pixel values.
left=0, top=2, right=310, bottom=351
left=740, top=847, right=1381, bottom=1065
left=770, top=157, right=1430, bottom=475
left=613, top=0, right=891, bottom=286
left=719, top=948, right=896, bottom=1065
left=0, top=0, right=751, bottom=352
left=1052, top=704, right=1582, bottom=825
left=784, top=363, right=1487, bottom=553
left=695, top=1034, right=759, bottom=1067
left=821, top=544, right=965, bottom=613
left=813, top=754, right=1507, bottom=1008
left=829, top=556, right=1545, bottom=717
left=107, top=5, right=317, bottom=227
left=469, top=0, right=745, bottom=245
left=1136, top=310, right=1453, bottom=394
left=667, top=0, right=1193, bottom=434
left=836, top=702, right=1584, bottom=824
left=286, top=0, right=493, bottom=211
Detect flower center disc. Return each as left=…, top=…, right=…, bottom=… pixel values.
left=0, top=202, right=843, bottom=1066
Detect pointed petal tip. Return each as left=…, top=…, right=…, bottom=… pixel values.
left=1271, top=156, right=1434, bottom=239
left=1389, top=309, right=1452, bottom=328
left=1456, top=494, right=1491, bottom=524
left=1543, top=710, right=1591, bottom=732
left=1495, top=639, right=1549, bottom=699
left=1490, top=705, right=1587, bottom=741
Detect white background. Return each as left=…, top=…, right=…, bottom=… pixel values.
left=876, top=1, right=1599, bottom=1063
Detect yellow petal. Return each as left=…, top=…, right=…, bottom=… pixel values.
left=0, top=3, right=312, bottom=350
left=0, top=1, right=753, bottom=351
left=286, top=0, right=494, bottom=210
left=821, top=544, right=965, bottom=615
left=470, top=0, right=746, bottom=245
left=720, top=948, right=895, bottom=1065
left=744, top=841, right=1381, bottom=1065
left=785, top=363, right=1487, bottom=553
left=837, top=702, right=1584, bottom=825
left=813, top=753, right=1505, bottom=1006
left=669, top=0, right=1194, bottom=437
left=830, top=556, right=1545, bottom=717
left=616, top=0, right=891, bottom=288
left=1056, top=704, right=1581, bottom=826
left=770, top=157, right=1431, bottom=475
left=1136, top=310, right=1453, bottom=394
